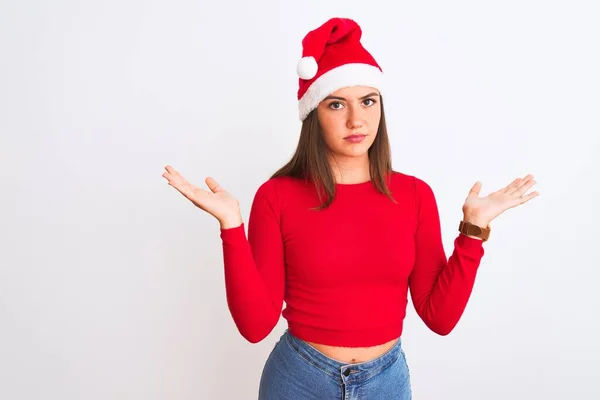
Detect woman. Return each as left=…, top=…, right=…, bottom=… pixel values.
left=162, top=17, right=539, bottom=399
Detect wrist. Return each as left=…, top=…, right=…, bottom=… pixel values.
left=462, top=213, right=489, bottom=229
left=219, top=214, right=243, bottom=230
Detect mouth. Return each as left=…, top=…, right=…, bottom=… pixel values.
left=344, top=134, right=367, bottom=139
left=344, top=134, right=367, bottom=143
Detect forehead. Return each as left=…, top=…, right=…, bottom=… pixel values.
left=329, top=86, right=380, bottom=98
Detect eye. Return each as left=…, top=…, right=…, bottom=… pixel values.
left=328, top=101, right=343, bottom=110
left=363, top=98, right=377, bottom=106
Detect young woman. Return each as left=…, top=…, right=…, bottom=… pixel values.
left=162, top=17, right=539, bottom=400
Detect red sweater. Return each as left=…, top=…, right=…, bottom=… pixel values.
left=219, top=171, right=485, bottom=346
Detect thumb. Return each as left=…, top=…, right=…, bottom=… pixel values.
left=467, top=181, right=482, bottom=198
left=205, top=177, right=225, bottom=194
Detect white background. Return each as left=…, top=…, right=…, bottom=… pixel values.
left=1, top=1, right=598, bottom=399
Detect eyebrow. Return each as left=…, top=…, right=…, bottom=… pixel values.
left=323, top=92, right=380, bottom=101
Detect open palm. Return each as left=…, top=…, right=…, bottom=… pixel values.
left=463, top=174, right=539, bottom=227
left=162, top=165, right=240, bottom=224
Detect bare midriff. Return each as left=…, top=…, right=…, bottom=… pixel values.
left=304, top=336, right=400, bottom=364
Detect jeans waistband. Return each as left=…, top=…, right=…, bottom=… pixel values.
left=283, top=329, right=402, bottom=384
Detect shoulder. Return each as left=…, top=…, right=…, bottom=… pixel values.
left=390, top=170, right=430, bottom=189
left=252, top=175, right=302, bottom=205
left=256, top=175, right=297, bottom=193
left=257, top=175, right=311, bottom=195
left=254, top=177, right=280, bottom=200
left=390, top=170, right=435, bottom=200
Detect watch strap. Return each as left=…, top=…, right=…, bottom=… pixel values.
left=458, top=220, right=491, bottom=242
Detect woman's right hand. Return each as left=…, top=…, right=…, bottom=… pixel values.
left=162, top=165, right=242, bottom=228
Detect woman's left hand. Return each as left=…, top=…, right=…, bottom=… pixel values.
left=462, top=174, right=539, bottom=227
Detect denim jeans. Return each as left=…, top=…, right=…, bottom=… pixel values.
left=258, top=329, right=412, bottom=399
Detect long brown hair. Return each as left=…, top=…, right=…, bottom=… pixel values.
left=270, top=96, right=398, bottom=211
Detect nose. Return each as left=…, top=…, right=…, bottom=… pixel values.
left=346, top=105, right=365, bottom=130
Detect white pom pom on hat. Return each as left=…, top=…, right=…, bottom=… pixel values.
left=296, top=56, right=318, bottom=80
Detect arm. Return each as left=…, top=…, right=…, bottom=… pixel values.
left=408, top=177, right=485, bottom=336
left=219, top=179, right=285, bottom=343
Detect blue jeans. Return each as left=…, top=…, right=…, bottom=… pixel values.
left=259, top=329, right=412, bottom=399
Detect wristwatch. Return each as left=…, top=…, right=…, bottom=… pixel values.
left=458, top=220, right=491, bottom=242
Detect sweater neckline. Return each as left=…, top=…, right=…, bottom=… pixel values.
left=336, top=179, right=373, bottom=186
left=335, top=180, right=373, bottom=188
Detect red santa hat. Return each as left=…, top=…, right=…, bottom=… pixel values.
left=296, top=17, right=384, bottom=121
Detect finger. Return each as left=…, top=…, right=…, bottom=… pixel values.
left=517, top=191, right=540, bottom=205
left=162, top=169, right=186, bottom=188
left=513, top=179, right=536, bottom=197
left=507, top=175, right=534, bottom=195
left=165, top=165, right=177, bottom=175
left=166, top=168, right=191, bottom=186
left=467, top=181, right=482, bottom=198
left=162, top=171, right=183, bottom=186
left=504, top=174, right=534, bottom=194
left=501, top=177, right=522, bottom=193
left=165, top=165, right=189, bottom=181
left=512, top=174, right=532, bottom=189
left=206, top=177, right=224, bottom=193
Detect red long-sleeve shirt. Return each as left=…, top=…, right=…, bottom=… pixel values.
left=219, top=171, right=485, bottom=346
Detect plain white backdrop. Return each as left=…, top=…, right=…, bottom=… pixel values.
left=1, top=1, right=598, bottom=399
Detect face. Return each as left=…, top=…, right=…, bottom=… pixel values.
left=316, top=85, right=381, bottom=160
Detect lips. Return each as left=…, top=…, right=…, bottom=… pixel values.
left=345, top=134, right=366, bottom=139
left=344, top=134, right=367, bottom=143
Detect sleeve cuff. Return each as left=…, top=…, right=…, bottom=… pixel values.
left=456, top=232, right=485, bottom=254
left=220, top=222, right=246, bottom=243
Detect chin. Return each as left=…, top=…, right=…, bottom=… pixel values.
left=341, top=148, right=370, bottom=157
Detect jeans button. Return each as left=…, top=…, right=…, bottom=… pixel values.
left=343, top=368, right=351, bottom=377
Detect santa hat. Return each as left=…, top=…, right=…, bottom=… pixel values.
left=296, top=17, right=384, bottom=121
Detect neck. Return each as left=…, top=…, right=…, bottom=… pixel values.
left=329, top=154, right=371, bottom=184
